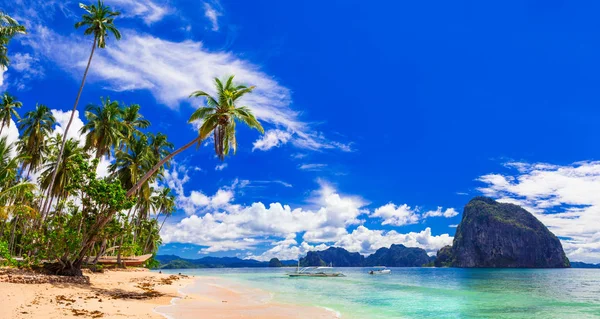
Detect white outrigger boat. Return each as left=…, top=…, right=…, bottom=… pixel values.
left=287, top=261, right=345, bottom=277
left=368, top=266, right=391, bottom=275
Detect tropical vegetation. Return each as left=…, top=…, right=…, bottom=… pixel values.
left=0, top=2, right=264, bottom=276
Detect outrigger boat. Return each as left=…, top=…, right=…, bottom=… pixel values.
left=287, top=261, right=345, bottom=277
left=84, top=246, right=152, bottom=266
left=368, top=266, right=391, bottom=275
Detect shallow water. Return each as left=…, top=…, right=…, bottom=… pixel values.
left=157, top=268, right=600, bottom=319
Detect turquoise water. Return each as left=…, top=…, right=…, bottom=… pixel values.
left=159, top=268, right=600, bottom=319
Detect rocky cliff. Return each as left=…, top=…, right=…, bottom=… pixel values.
left=451, top=197, right=570, bottom=268
left=300, top=247, right=364, bottom=267
left=364, top=244, right=432, bottom=267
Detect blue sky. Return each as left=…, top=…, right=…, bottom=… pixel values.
left=2, top=0, right=600, bottom=263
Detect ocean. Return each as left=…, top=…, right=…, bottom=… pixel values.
left=156, top=268, right=600, bottom=318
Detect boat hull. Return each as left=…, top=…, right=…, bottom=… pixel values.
left=85, top=254, right=152, bottom=266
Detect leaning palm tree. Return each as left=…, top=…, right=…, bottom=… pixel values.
left=44, top=0, right=121, bottom=216
left=18, top=104, right=56, bottom=177
left=125, top=75, right=264, bottom=197
left=81, top=97, right=124, bottom=159
left=0, top=93, right=21, bottom=136
left=0, top=12, right=26, bottom=68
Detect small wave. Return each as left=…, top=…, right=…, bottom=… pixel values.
left=321, top=306, right=342, bottom=318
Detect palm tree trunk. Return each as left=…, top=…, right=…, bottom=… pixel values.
left=126, top=135, right=202, bottom=197
left=42, top=37, right=97, bottom=219
left=0, top=124, right=4, bottom=137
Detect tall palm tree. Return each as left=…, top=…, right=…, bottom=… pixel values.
left=45, top=0, right=121, bottom=216
left=0, top=12, right=26, bottom=68
left=0, top=93, right=21, bottom=136
left=81, top=97, right=124, bottom=159
left=18, top=104, right=56, bottom=177
left=119, top=103, right=150, bottom=151
left=125, top=76, right=264, bottom=197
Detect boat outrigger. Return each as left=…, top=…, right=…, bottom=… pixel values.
left=287, top=261, right=345, bottom=277
left=368, top=266, right=391, bottom=275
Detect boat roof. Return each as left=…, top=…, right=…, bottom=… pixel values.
left=372, top=266, right=387, bottom=268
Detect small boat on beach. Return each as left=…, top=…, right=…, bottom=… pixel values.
left=368, top=266, right=391, bottom=275
left=90, top=254, right=153, bottom=266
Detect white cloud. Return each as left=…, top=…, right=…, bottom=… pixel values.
left=161, top=181, right=368, bottom=250
left=97, top=0, right=170, bottom=24
left=334, top=226, right=453, bottom=256
left=18, top=20, right=348, bottom=152
left=0, top=67, right=6, bottom=90
left=215, top=163, right=228, bottom=171
left=0, top=119, right=20, bottom=158
left=299, top=163, right=327, bottom=171
left=51, top=109, right=85, bottom=146
left=422, top=207, right=459, bottom=218
left=203, top=2, right=222, bottom=31
left=247, top=235, right=329, bottom=261
left=477, top=161, right=600, bottom=263
left=252, top=129, right=292, bottom=151
left=371, top=203, right=420, bottom=226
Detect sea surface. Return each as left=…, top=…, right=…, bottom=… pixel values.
left=157, top=268, right=600, bottom=319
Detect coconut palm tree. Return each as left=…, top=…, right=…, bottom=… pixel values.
left=147, top=132, right=174, bottom=168
left=0, top=93, right=21, bottom=136
left=125, top=75, right=264, bottom=197
left=110, top=134, right=153, bottom=191
left=40, top=136, right=86, bottom=201
left=18, top=104, right=56, bottom=177
left=81, top=97, right=124, bottom=159
left=119, top=103, right=150, bottom=150
left=45, top=0, right=121, bottom=215
left=0, top=12, right=26, bottom=68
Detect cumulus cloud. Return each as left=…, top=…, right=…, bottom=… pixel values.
left=371, top=203, right=419, bottom=226
left=334, top=226, right=453, bottom=256
left=253, top=129, right=292, bottom=151
left=51, top=109, right=85, bottom=146
left=477, top=161, right=600, bottom=263
left=0, top=119, right=20, bottom=158
left=161, top=181, right=368, bottom=251
left=247, top=234, right=329, bottom=261
left=422, top=207, right=459, bottom=218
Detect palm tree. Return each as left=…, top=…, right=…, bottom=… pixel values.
left=120, top=104, right=150, bottom=146
left=18, top=104, right=56, bottom=177
left=44, top=0, right=121, bottom=216
left=0, top=12, right=26, bottom=68
left=148, top=132, right=174, bottom=168
left=81, top=97, right=124, bottom=159
left=110, top=135, right=152, bottom=191
left=40, top=136, right=86, bottom=202
left=125, top=75, right=264, bottom=197
left=0, top=93, right=21, bottom=136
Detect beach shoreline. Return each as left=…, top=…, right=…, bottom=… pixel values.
left=0, top=267, right=337, bottom=319
left=155, top=275, right=339, bottom=319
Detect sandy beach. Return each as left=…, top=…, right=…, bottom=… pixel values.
left=0, top=268, right=336, bottom=319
